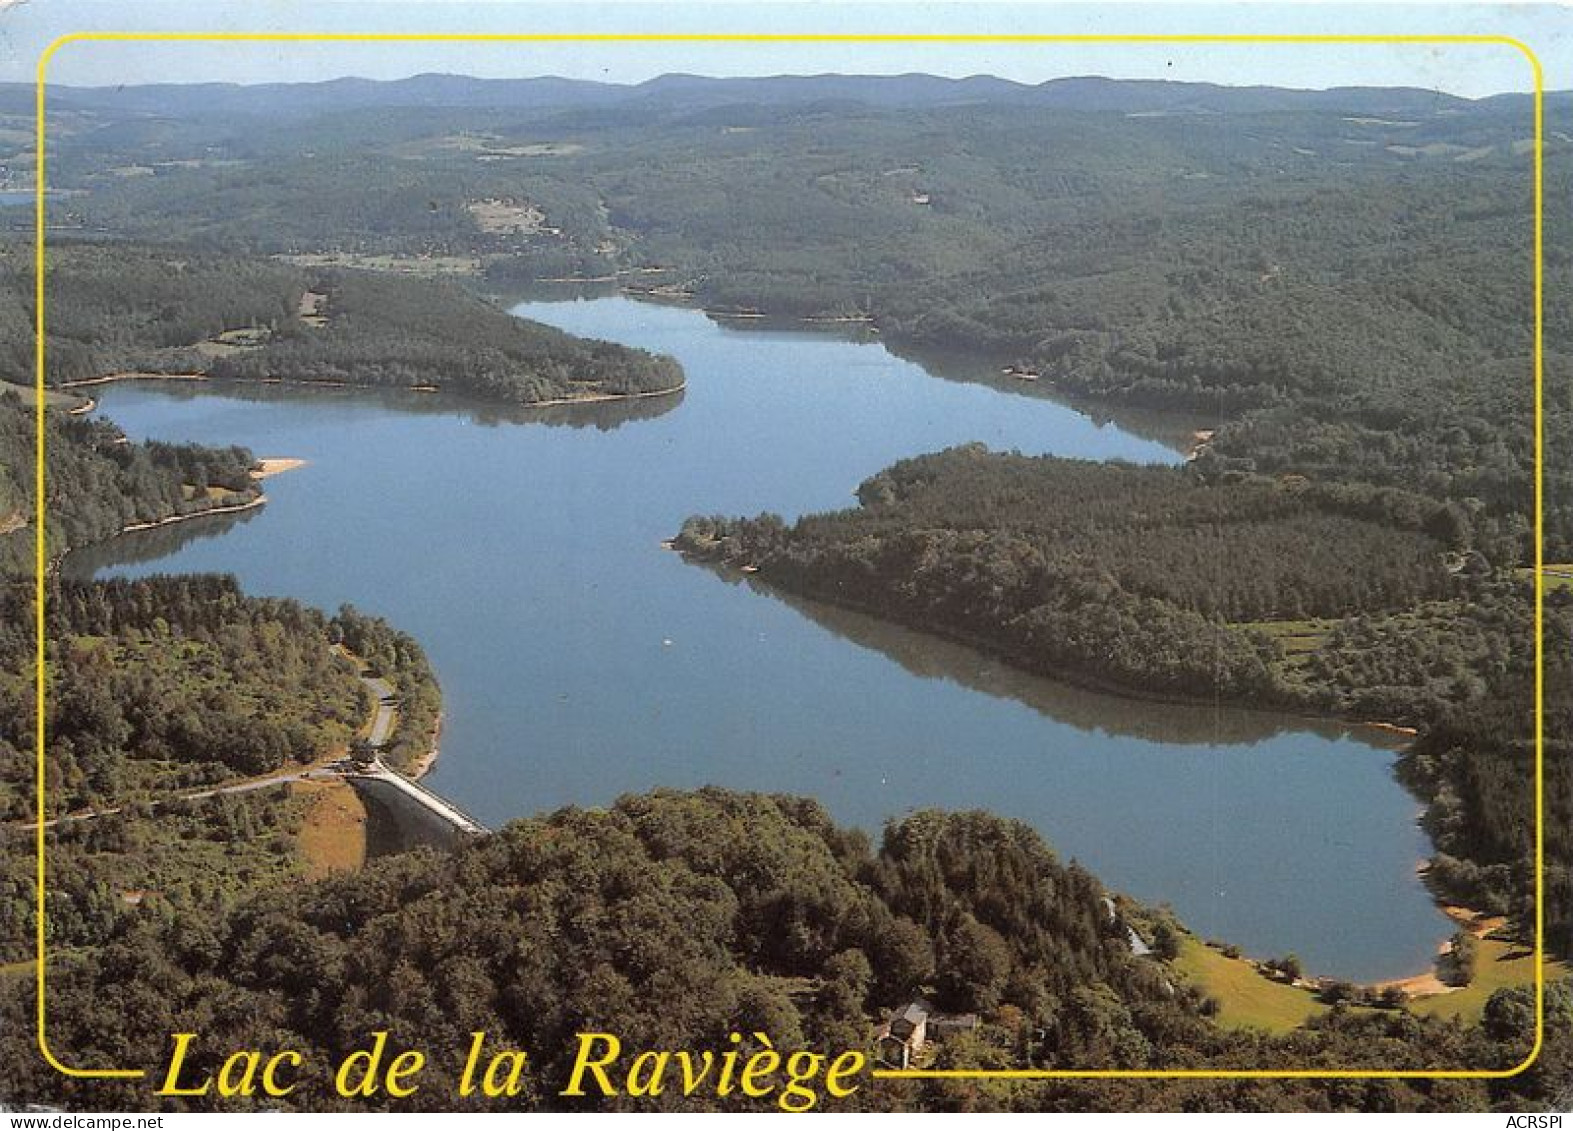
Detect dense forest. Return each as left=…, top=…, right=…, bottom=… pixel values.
left=209, top=269, right=681, bottom=404
left=0, top=241, right=301, bottom=386
left=1, top=575, right=382, bottom=825
left=1, top=791, right=1564, bottom=1112
left=1401, top=657, right=1573, bottom=956
left=677, top=447, right=1482, bottom=708
left=0, top=241, right=682, bottom=406
left=1, top=786, right=327, bottom=967
left=0, top=390, right=261, bottom=573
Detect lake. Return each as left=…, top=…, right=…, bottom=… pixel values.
left=67, top=295, right=1451, bottom=981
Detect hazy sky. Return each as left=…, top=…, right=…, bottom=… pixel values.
left=0, top=2, right=1565, bottom=98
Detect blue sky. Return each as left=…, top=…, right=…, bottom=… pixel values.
left=0, top=2, right=1565, bottom=98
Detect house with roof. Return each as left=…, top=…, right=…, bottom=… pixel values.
left=875, top=1000, right=980, bottom=1069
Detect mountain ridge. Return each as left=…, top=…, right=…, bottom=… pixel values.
left=4, top=71, right=1559, bottom=121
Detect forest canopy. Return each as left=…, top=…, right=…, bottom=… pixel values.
left=2, top=790, right=1560, bottom=1112
left=0, top=241, right=683, bottom=406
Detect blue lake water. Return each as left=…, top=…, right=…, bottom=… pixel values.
left=66, top=295, right=1450, bottom=981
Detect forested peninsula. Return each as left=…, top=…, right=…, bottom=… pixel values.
left=1, top=241, right=682, bottom=406
left=674, top=448, right=1570, bottom=957
left=680, top=449, right=1482, bottom=711
left=0, top=391, right=261, bottom=573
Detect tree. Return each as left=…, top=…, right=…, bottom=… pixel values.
left=1151, top=922, right=1181, bottom=962
left=1448, top=931, right=1480, bottom=987
left=938, top=915, right=1011, bottom=1014
left=1271, top=954, right=1303, bottom=982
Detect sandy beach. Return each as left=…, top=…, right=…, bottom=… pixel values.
left=252, top=457, right=308, bottom=479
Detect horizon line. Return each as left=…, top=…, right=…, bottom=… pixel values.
left=9, top=70, right=1553, bottom=99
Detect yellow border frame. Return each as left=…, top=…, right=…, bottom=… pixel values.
left=32, top=31, right=1545, bottom=1087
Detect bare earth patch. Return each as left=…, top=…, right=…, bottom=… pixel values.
left=292, top=778, right=368, bottom=879
left=298, top=289, right=328, bottom=326
left=466, top=198, right=553, bottom=236
left=426, top=134, right=585, bottom=159
left=277, top=252, right=481, bottom=277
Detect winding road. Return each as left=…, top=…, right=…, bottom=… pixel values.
left=362, top=673, right=397, bottom=748
left=22, top=660, right=483, bottom=839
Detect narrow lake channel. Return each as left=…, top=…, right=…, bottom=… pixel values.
left=66, top=294, right=1452, bottom=981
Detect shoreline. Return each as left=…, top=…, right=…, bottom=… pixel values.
left=404, top=714, right=445, bottom=781
left=678, top=547, right=1422, bottom=742
left=60, top=371, right=208, bottom=388
left=60, top=369, right=686, bottom=409
left=529, top=277, right=869, bottom=325
left=505, top=378, right=685, bottom=409
left=604, top=285, right=1251, bottom=441
left=118, top=493, right=266, bottom=534
left=1367, top=901, right=1503, bottom=1000
left=595, top=287, right=1215, bottom=457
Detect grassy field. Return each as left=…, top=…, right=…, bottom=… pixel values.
left=1407, top=935, right=1568, bottom=1022
left=1173, top=937, right=1329, bottom=1034
left=1535, top=565, right=1573, bottom=593
left=1176, top=916, right=1558, bottom=1031
left=1235, top=618, right=1337, bottom=671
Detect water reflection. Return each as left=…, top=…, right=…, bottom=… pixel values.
left=61, top=505, right=261, bottom=578
left=714, top=563, right=1401, bottom=751
left=78, top=377, right=683, bottom=433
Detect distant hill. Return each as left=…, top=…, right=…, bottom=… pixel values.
left=0, top=71, right=1556, bottom=123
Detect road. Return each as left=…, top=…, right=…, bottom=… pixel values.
left=362, top=673, right=397, bottom=749
left=23, top=662, right=399, bottom=832
left=29, top=765, right=341, bottom=831
left=26, top=663, right=486, bottom=841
